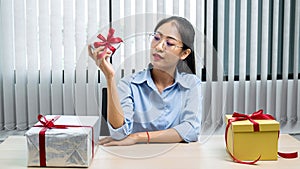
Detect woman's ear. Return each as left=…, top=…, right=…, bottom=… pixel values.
left=180, top=49, right=191, bottom=60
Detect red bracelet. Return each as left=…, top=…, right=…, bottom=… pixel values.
left=146, top=131, right=150, bottom=144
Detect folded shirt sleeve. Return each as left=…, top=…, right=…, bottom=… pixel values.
left=173, top=80, right=202, bottom=142
left=107, top=118, right=133, bottom=140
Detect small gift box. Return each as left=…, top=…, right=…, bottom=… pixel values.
left=90, top=28, right=123, bottom=59
left=225, top=110, right=280, bottom=161
left=25, top=115, right=100, bottom=167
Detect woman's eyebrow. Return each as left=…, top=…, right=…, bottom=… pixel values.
left=156, top=31, right=180, bottom=41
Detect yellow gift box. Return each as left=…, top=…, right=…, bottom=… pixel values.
left=225, top=114, right=280, bottom=161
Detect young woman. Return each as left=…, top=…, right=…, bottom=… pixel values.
left=88, top=16, right=202, bottom=146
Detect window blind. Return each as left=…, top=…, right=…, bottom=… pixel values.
left=0, top=0, right=299, bottom=135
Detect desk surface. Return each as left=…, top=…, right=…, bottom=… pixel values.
left=0, top=134, right=299, bottom=169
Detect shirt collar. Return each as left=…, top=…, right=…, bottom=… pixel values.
left=174, top=70, right=190, bottom=89
left=132, top=67, right=191, bottom=89
left=131, top=68, right=151, bottom=84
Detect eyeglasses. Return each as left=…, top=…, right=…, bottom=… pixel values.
left=149, top=32, right=183, bottom=51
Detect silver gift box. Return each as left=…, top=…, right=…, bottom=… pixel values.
left=25, top=115, right=100, bottom=167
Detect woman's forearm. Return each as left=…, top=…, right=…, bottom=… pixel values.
left=133, top=128, right=183, bottom=143
left=88, top=45, right=125, bottom=129
left=106, top=77, right=125, bottom=128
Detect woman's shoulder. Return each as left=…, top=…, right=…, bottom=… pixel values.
left=177, top=72, right=201, bottom=88
left=120, top=69, right=149, bottom=84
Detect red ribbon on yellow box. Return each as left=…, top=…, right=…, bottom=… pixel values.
left=34, top=115, right=95, bottom=167
left=93, top=28, right=123, bottom=59
left=225, top=109, right=298, bottom=165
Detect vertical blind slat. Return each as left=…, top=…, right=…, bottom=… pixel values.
left=287, top=0, right=297, bottom=122
left=271, top=0, right=280, bottom=118
left=286, top=80, right=292, bottom=122
left=227, top=0, right=236, bottom=114
left=87, top=0, right=99, bottom=116
left=282, top=0, right=291, bottom=81
left=87, top=0, right=97, bottom=40
left=184, top=0, right=190, bottom=19
left=239, top=0, right=247, bottom=81
left=281, top=0, right=291, bottom=121
left=145, top=0, right=155, bottom=70
left=135, top=0, right=146, bottom=72
left=294, top=0, right=300, bottom=80
left=259, top=0, right=269, bottom=111
left=260, top=0, right=269, bottom=81
left=287, top=80, right=296, bottom=122
left=165, top=0, right=172, bottom=16
left=0, top=0, right=3, bottom=130
left=39, top=0, right=51, bottom=119
left=205, top=0, right=213, bottom=124
left=157, top=0, right=165, bottom=19
left=124, top=0, right=134, bottom=76
left=112, top=0, right=122, bottom=81
left=75, top=0, right=87, bottom=116
left=206, top=0, right=213, bottom=82
left=217, top=0, right=225, bottom=82
left=195, top=0, right=205, bottom=77
left=14, top=0, right=27, bottom=129
left=63, top=0, right=76, bottom=115
left=195, top=0, right=206, bottom=128
left=291, top=0, right=300, bottom=121
left=238, top=0, right=247, bottom=113
left=248, top=0, right=258, bottom=113
left=1, top=0, right=15, bottom=129
left=294, top=0, right=300, bottom=121
left=228, top=0, right=236, bottom=82
left=50, top=0, right=63, bottom=115
left=249, top=1, right=258, bottom=81
left=216, top=0, right=225, bottom=125
left=189, top=0, right=196, bottom=26
left=178, top=0, right=185, bottom=17
left=26, top=0, right=39, bottom=125
left=173, top=0, right=179, bottom=16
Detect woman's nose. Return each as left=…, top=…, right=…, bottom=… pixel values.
left=155, top=39, right=165, bottom=51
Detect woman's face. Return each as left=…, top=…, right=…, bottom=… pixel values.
left=150, top=22, right=188, bottom=73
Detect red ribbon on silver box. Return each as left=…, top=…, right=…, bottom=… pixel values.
left=34, top=115, right=95, bottom=167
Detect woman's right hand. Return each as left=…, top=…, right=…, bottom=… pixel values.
left=98, top=135, right=138, bottom=146
left=88, top=45, right=115, bottom=80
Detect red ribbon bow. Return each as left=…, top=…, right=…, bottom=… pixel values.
left=34, top=115, right=95, bottom=167
left=93, top=28, right=123, bottom=59
left=230, top=109, right=275, bottom=132
left=225, top=110, right=298, bottom=165
left=37, top=114, right=63, bottom=129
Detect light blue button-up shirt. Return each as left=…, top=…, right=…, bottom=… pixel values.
left=108, top=68, right=202, bottom=142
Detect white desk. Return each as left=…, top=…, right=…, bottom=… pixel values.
left=0, top=134, right=299, bottom=169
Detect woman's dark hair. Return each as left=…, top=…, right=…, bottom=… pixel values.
left=154, top=16, right=196, bottom=74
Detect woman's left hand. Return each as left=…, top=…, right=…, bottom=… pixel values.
left=98, top=135, right=138, bottom=146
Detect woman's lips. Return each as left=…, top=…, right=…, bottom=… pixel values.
left=153, top=53, right=163, bottom=61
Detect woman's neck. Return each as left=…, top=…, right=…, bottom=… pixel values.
left=151, top=68, right=175, bottom=93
